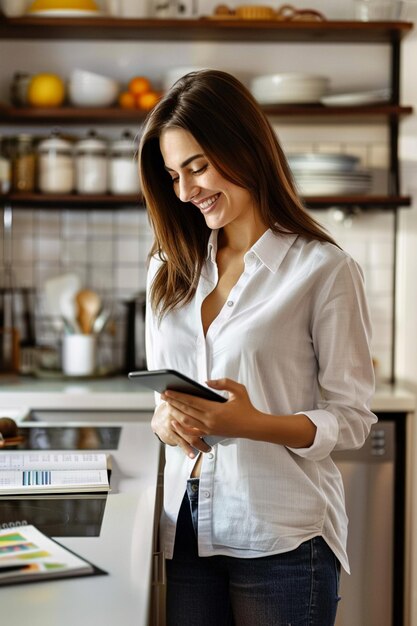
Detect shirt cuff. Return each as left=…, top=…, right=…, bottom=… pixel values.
left=287, top=410, right=339, bottom=461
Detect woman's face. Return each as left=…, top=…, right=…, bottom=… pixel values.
left=159, top=127, right=255, bottom=231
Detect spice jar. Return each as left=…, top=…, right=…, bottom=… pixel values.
left=109, top=131, right=140, bottom=195
left=11, top=134, right=36, bottom=192
left=37, top=132, right=74, bottom=194
left=0, top=136, right=11, bottom=194
left=10, top=72, right=32, bottom=107
left=74, top=131, right=108, bottom=195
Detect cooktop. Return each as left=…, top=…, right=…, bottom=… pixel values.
left=0, top=426, right=121, bottom=536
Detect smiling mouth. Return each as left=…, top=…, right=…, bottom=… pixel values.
left=195, top=193, right=220, bottom=213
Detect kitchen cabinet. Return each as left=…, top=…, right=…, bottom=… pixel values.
left=0, top=16, right=413, bottom=212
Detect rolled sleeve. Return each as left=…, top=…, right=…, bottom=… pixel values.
left=288, top=256, right=377, bottom=461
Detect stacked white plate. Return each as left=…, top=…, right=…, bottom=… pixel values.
left=287, top=153, right=372, bottom=196
left=320, top=88, right=391, bottom=107
left=250, top=73, right=329, bottom=105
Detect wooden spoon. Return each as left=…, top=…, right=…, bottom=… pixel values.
left=75, top=289, right=101, bottom=335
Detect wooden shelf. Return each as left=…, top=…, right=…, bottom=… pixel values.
left=0, top=16, right=413, bottom=43
left=1, top=192, right=142, bottom=208
left=1, top=192, right=411, bottom=210
left=0, top=104, right=413, bottom=125
left=0, top=105, right=147, bottom=125
left=305, top=195, right=411, bottom=209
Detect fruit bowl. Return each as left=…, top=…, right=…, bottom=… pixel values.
left=68, top=69, right=119, bottom=108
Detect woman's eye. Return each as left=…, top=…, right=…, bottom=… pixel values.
left=192, top=164, right=208, bottom=176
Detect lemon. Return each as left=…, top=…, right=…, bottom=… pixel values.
left=27, top=73, right=66, bottom=108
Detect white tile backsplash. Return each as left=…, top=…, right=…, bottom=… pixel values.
left=5, top=138, right=398, bottom=378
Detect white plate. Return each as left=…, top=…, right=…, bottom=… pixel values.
left=28, top=9, right=101, bottom=17
left=288, top=153, right=359, bottom=172
left=320, top=90, right=390, bottom=107
left=296, top=180, right=372, bottom=196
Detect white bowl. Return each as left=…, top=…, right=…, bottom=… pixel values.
left=250, top=73, right=329, bottom=104
left=68, top=69, right=119, bottom=107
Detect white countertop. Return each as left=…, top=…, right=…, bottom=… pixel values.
left=0, top=375, right=414, bottom=414
left=0, top=419, right=161, bottom=626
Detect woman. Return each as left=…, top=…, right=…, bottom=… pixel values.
left=139, top=69, right=376, bottom=626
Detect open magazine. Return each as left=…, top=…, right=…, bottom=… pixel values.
left=0, top=525, right=106, bottom=585
left=0, top=451, right=111, bottom=495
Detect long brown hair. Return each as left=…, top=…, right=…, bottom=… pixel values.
left=139, top=69, right=337, bottom=318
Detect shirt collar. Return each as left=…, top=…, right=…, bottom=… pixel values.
left=206, top=228, right=298, bottom=273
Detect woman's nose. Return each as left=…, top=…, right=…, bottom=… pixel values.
left=177, top=176, right=199, bottom=203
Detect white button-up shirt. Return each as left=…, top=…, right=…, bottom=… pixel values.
left=145, top=229, right=376, bottom=573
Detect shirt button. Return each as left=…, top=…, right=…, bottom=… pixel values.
left=226, top=300, right=234, bottom=307
left=203, top=491, right=210, bottom=498
left=207, top=453, right=214, bottom=459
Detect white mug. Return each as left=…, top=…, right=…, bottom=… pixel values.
left=62, top=334, right=97, bottom=377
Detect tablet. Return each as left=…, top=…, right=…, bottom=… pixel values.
left=128, top=369, right=227, bottom=403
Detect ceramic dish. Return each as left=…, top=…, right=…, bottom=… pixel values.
left=251, top=73, right=329, bottom=104
left=294, top=171, right=372, bottom=196
left=320, top=89, right=390, bottom=107
left=28, top=9, right=101, bottom=16
left=288, top=153, right=360, bottom=173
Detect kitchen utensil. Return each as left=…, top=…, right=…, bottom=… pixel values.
left=62, top=333, right=97, bottom=376
left=68, top=69, right=119, bottom=108
left=76, top=289, right=101, bottom=334
left=44, top=273, right=81, bottom=331
left=92, top=307, right=111, bottom=335
left=60, top=286, right=81, bottom=333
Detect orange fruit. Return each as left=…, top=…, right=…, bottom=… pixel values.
left=118, top=91, right=136, bottom=109
left=136, top=91, right=161, bottom=111
left=128, top=76, right=152, bottom=96
left=27, top=73, right=66, bottom=108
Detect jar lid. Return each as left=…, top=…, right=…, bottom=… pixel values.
left=37, top=133, right=73, bottom=152
left=110, top=130, right=138, bottom=153
left=75, top=130, right=107, bottom=153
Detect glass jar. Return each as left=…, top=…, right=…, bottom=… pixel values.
left=10, top=72, right=32, bottom=107
left=74, top=130, right=108, bottom=195
left=0, top=136, right=11, bottom=194
left=11, top=134, right=36, bottom=192
left=37, top=132, right=74, bottom=194
left=109, top=131, right=141, bottom=195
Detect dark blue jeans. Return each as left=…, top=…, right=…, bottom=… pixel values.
left=166, top=479, right=341, bottom=626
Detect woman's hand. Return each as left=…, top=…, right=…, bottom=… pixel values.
left=151, top=400, right=212, bottom=458
left=162, top=378, right=261, bottom=442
